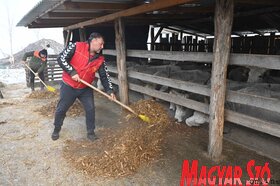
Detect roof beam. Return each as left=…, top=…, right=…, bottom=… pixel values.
left=235, top=7, right=280, bottom=17
left=232, top=32, right=244, bottom=37
left=65, top=0, right=196, bottom=30
left=163, top=25, right=208, bottom=38
left=63, top=2, right=134, bottom=10
left=251, top=30, right=265, bottom=36
left=129, top=14, right=198, bottom=21
left=176, top=23, right=213, bottom=35
left=35, top=18, right=87, bottom=25
left=45, top=12, right=105, bottom=19
left=153, top=27, right=164, bottom=42
left=162, top=5, right=214, bottom=14
left=235, top=0, right=280, bottom=6
left=184, top=6, right=280, bottom=24
left=259, top=14, right=280, bottom=31
left=28, top=23, right=68, bottom=28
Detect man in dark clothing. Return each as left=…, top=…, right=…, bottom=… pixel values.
left=22, top=49, right=48, bottom=91
left=52, top=32, right=116, bottom=141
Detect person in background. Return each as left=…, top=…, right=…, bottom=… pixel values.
left=51, top=32, right=116, bottom=141
left=22, top=49, right=48, bottom=91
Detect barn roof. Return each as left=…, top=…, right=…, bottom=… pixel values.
left=17, top=0, right=280, bottom=36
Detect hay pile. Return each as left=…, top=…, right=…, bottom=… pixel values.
left=63, top=99, right=171, bottom=178
left=37, top=100, right=84, bottom=117
left=26, top=90, right=59, bottom=99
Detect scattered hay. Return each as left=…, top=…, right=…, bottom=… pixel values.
left=0, top=102, right=14, bottom=106
left=26, top=90, right=59, bottom=99
left=63, top=99, right=171, bottom=178
left=0, top=101, right=14, bottom=108
left=129, top=99, right=170, bottom=125
left=37, top=100, right=84, bottom=117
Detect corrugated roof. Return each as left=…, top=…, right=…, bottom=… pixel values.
left=17, top=0, right=66, bottom=27
left=16, top=0, right=280, bottom=36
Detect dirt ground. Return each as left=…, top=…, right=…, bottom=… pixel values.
left=1, top=83, right=280, bottom=185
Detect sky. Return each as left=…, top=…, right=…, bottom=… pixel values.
left=0, top=0, right=64, bottom=58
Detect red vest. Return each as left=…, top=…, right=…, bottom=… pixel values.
left=62, top=42, right=104, bottom=88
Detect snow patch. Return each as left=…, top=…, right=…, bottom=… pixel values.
left=0, top=68, right=26, bottom=84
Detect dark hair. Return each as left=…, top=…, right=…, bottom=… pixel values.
left=39, top=49, right=47, bottom=56
left=88, top=32, right=104, bottom=43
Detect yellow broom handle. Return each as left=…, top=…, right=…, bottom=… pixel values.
left=24, top=63, right=48, bottom=87
left=80, top=79, right=137, bottom=115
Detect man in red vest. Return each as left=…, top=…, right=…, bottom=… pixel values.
left=52, top=32, right=116, bottom=141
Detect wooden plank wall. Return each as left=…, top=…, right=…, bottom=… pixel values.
left=150, top=32, right=280, bottom=54
left=102, top=50, right=280, bottom=139
left=107, top=73, right=280, bottom=138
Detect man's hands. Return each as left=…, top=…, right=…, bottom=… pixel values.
left=71, top=74, right=81, bottom=82
left=34, top=73, right=38, bottom=76
left=71, top=74, right=116, bottom=101
left=109, top=93, right=116, bottom=101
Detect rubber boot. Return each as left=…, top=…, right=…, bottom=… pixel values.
left=87, top=131, right=98, bottom=141
left=51, top=126, right=61, bottom=141
left=30, top=82, right=35, bottom=92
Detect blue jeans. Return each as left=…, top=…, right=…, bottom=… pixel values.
left=54, top=82, right=95, bottom=133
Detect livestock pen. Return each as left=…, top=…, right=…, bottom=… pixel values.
left=19, top=0, right=280, bottom=162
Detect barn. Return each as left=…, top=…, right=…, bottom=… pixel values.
left=17, top=0, right=280, bottom=171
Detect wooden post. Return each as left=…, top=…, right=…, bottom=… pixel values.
left=180, top=31, right=183, bottom=51
left=64, top=30, right=72, bottom=47
left=63, top=30, right=67, bottom=45
left=79, top=28, right=86, bottom=42
left=208, top=0, right=234, bottom=159
left=115, top=18, right=129, bottom=105
left=151, top=27, right=155, bottom=51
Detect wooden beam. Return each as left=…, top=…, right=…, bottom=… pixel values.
left=28, top=24, right=67, bottom=28
left=260, top=14, right=280, bottom=31
left=208, top=0, right=234, bottom=159
left=177, top=23, right=214, bottom=35
left=63, top=30, right=68, bottom=47
left=103, top=49, right=280, bottom=70
left=164, top=26, right=207, bottom=38
left=182, top=7, right=280, bottom=26
left=232, top=32, right=244, bottom=37
left=225, top=110, right=280, bottom=138
left=79, top=28, right=86, bottom=42
left=162, top=5, right=214, bottom=14
left=115, top=18, right=129, bottom=105
left=35, top=18, right=88, bottom=25
left=235, top=7, right=280, bottom=17
left=153, top=27, right=164, bottom=43
left=252, top=30, right=265, bottom=36
left=63, top=2, right=133, bottom=10
left=151, top=27, right=155, bottom=50
left=65, top=30, right=72, bottom=46
left=235, top=0, right=280, bottom=6
left=46, top=12, right=105, bottom=18
left=65, top=0, right=196, bottom=30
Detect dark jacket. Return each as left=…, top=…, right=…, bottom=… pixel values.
left=22, top=51, right=47, bottom=74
